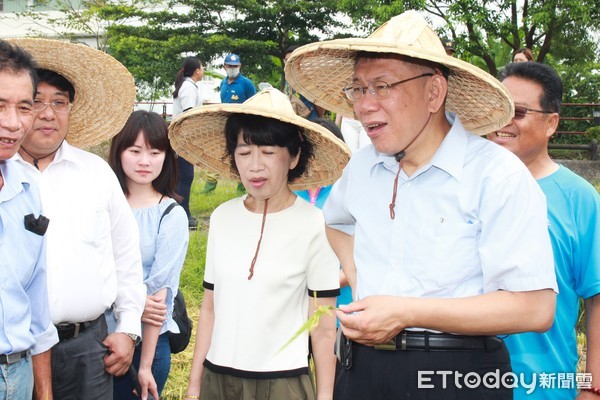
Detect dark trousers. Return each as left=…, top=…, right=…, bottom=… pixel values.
left=177, top=156, right=195, bottom=218
left=334, top=340, right=512, bottom=400
left=51, top=316, right=112, bottom=400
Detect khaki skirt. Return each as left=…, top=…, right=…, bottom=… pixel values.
left=200, top=368, right=315, bottom=400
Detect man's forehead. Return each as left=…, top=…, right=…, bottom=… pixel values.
left=36, top=82, right=69, bottom=97
left=353, top=57, right=410, bottom=78
left=0, top=70, right=34, bottom=100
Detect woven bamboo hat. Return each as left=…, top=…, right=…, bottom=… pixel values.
left=7, top=38, right=136, bottom=148
left=169, top=88, right=351, bottom=190
left=284, top=11, right=514, bottom=135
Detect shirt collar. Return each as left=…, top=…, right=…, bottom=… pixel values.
left=184, top=76, right=198, bottom=87
left=13, top=140, right=82, bottom=169
left=368, top=112, right=469, bottom=181
left=0, top=159, right=30, bottom=202
left=429, top=112, right=468, bottom=182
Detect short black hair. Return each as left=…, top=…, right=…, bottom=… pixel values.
left=0, top=39, right=38, bottom=97
left=224, top=114, right=314, bottom=182
left=36, top=69, right=75, bottom=102
left=502, top=62, right=562, bottom=114
left=109, top=110, right=181, bottom=201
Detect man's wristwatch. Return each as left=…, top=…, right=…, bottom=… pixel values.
left=124, top=332, right=141, bottom=346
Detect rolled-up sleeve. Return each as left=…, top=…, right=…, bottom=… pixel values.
left=108, top=179, right=145, bottom=336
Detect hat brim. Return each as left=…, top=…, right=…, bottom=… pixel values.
left=285, top=39, right=514, bottom=135
left=169, top=102, right=351, bottom=190
left=8, top=38, right=136, bottom=148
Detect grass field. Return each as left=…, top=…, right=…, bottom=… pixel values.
left=160, top=171, right=600, bottom=399
left=161, top=172, right=239, bottom=399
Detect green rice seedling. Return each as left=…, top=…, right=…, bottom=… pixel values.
left=278, top=293, right=335, bottom=353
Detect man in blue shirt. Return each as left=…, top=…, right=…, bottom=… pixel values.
left=203, top=53, right=257, bottom=193
left=0, top=39, right=58, bottom=400
left=285, top=11, right=557, bottom=399
left=219, top=53, right=256, bottom=104
left=489, top=61, right=600, bottom=399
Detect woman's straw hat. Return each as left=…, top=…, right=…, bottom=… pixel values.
left=169, top=88, right=351, bottom=190
left=8, top=38, right=136, bottom=148
left=284, top=10, right=514, bottom=135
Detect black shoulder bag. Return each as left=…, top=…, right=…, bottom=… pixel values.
left=158, top=202, right=193, bottom=354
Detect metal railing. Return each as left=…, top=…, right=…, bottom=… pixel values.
left=555, top=103, right=599, bottom=135
left=550, top=103, right=599, bottom=160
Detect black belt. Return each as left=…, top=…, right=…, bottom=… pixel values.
left=55, top=315, right=102, bottom=342
left=0, top=350, right=29, bottom=364
left=373, top=331, right=502, bottom=352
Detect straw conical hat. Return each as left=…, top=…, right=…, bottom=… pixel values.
left=284, top=10, right=514, bottom=135
left=8, top=38, right=136, bottom=148
left=169, top=88, right=351, bottom=190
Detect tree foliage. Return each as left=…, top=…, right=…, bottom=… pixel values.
left=337, top=0, right=600, bottom=79
left=14, top=0, right=599, bottom=122
left=98, top=0, right=345, bottom=98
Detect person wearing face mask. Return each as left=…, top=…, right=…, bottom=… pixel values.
left=219, top=53, right=256, bottom=104
left=203, top=54, right=258, bottom=194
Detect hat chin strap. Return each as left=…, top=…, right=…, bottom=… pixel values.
left=389, top=112, right=432, bottom=219
left=20, top=138, right=65, bottom=170
left=248, top=197, right=268, bottom=280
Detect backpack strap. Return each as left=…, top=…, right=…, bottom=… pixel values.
left=158, top=202, right=179, bottom=232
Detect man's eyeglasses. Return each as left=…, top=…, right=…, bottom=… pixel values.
left=33, top=100, right=73, bottom=113
left=513, top=105, right=553, bottom=120
left=342, top=73, right=433, bottom=102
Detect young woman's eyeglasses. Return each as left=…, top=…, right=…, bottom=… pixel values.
left=342, top=73, right=433, bottom=102
left=33, top=100, right=73, bottom=113
left=513, top=105, right=553, bottom=120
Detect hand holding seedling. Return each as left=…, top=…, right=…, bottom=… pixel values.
left=337, top=295, right=411, bottom=346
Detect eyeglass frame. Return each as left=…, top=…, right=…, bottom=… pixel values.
left=342, top=73, right=434, bottom=102
left=32, top=100, right=73, bottom=113
left=513, top=104, right=554, bottom=120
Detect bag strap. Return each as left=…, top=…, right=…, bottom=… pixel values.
left=158, top=202, right=179, bottom=232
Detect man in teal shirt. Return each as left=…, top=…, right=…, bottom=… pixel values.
left=490, top=61, right=600, bottom=399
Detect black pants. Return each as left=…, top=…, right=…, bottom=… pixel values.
left=177, top=156, right=195, bottom=218
left=334, top=340, right=512, bottom=400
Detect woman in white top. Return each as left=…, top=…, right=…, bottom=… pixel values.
left=169, top=89, right=351, bottom=400
left=172, top=56, right=204, bottom=228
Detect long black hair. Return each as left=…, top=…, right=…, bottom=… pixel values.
left=172, top=56, right=202, bottom=99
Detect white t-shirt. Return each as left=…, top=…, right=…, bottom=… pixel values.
left=204, top=195, right=339, bottom=377
left=172, top=77, right=203, bottom=117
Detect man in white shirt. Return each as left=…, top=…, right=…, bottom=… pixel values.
left=10, top=38, right=146, bottom=399
left=285, top=11, right=557, bottom=399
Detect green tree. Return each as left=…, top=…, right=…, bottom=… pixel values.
left=338, top=0, right=600, bottom=78
left=102, top=0, right=346, bottom=96
left=12, top=0, right=146, bottom=51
